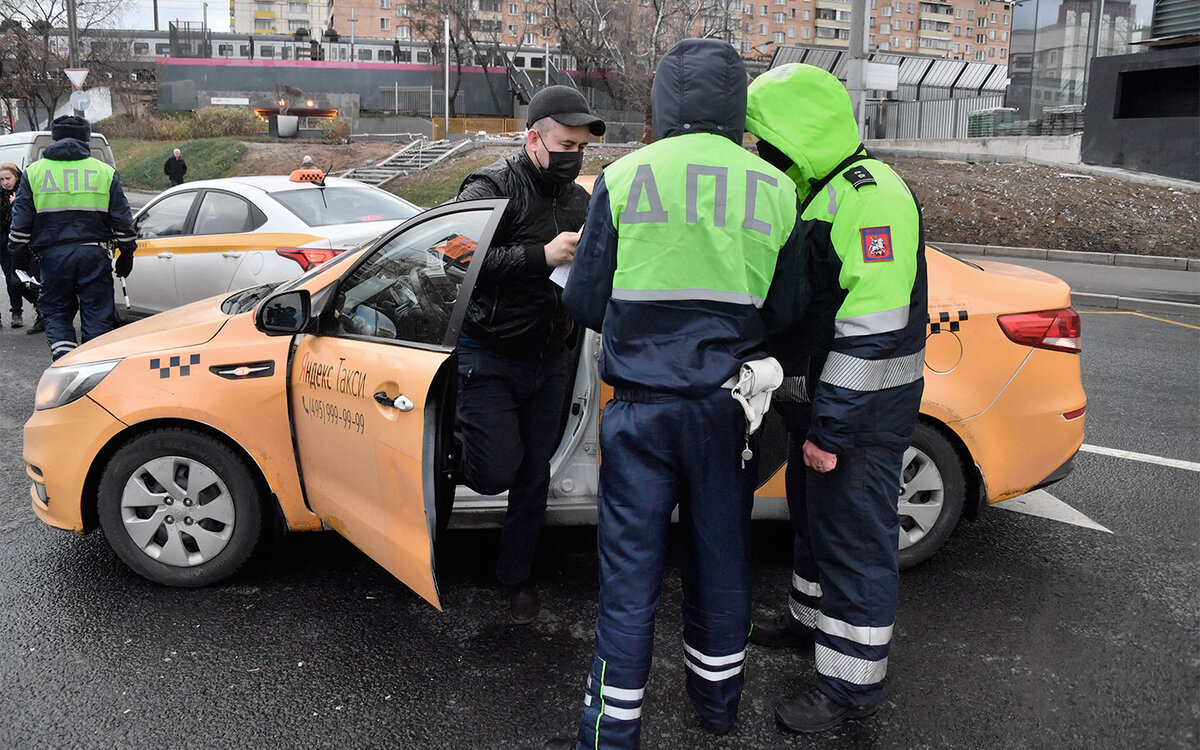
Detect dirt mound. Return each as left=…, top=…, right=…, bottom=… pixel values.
left=237, top=140, right=406, bottom=177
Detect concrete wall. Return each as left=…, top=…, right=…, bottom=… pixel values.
left=1081, top=46, right=1200, bottom=182
left=867, top=134, right=1082, bottom=165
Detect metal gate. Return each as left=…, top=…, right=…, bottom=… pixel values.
left=869, top=95, right=1006, bottom=139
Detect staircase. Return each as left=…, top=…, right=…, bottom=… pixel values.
left=343, top=138, right=471, bottom=186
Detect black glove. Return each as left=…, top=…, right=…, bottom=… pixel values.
left=114, top=250, right=134, bottom=278
left=12, top=245, right=31, bottom=275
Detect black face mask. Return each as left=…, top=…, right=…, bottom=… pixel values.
left=541, top=149, right=584, bottom=185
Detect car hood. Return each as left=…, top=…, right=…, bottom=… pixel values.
left=57, top=297, right=229, bottom=366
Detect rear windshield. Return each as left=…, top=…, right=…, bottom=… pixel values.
left=270, top=186, right=419, bottom=227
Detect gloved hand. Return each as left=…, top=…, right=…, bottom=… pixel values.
left=114, top=249, right=134, bottom=278
left=12, top=245, right=31, bottom=274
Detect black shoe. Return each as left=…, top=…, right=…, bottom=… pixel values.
left=10, top=313, right=23, bottom=329
left=27, top=315, right=43, bottom=334
left=507, top=583, right=540, bottom=624
left=700, top=718, right=734, bottom=736
left=543, top=739, right=576, bottom=750
left=749, top=613, right=814, bottom=649
left=775, top=688, right=880, bottom=733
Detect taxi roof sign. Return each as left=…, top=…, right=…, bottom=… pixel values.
left=289, top=168, right=326, bottom=184
left=64, top=68, right=89, bottom=89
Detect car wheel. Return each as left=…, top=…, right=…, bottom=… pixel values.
left=97, top=428, right=264, bottom=587
left=897, top=421, right=967, bottom=570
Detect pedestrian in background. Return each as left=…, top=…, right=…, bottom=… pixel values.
left=743, top=63, right=928, bottom=733
left=8, top=116, right=138, bottom=360
left=453, top=85, right=605, bottom=624
left=546, top=39, right=807, bottom=749
left=0, top=162, right=25, bottom=328
left=164, top=147, right=187, bottom=187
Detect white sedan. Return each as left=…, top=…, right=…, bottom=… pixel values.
left=119, top=173, right=420, bottom=319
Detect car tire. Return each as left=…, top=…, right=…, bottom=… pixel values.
left=97, top=428, right=265, bottom=587
left=897, top=421, right=967, bottom=570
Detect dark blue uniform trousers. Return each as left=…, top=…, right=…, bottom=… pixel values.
left=37, top=244, right=116, bottom=360
left=776, top=404, right=905, bottom=708
left=455, top=337, right=569, bottom=586
left=575, top=390, right=757, bottom=749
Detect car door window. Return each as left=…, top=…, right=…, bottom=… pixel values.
left=193, top=191, right=253, bottom=234
left=136, top=192, right=198, bottom=238
left=330, top=209, right=489, bottom=347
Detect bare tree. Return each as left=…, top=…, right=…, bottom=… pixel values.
left=1, top=0, right=124, bottom=127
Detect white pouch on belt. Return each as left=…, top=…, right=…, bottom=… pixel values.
left=724, top=357, right=784, bottom=435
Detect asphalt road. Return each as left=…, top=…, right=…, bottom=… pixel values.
left=0, top=307, right=1196, bottom=750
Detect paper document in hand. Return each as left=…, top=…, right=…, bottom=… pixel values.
left=550, top=262, right=572, bottom=288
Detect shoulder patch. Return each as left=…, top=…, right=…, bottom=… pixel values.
left=843, top=165, right=876, bottom=190
left=861, top=226, right=894, bottom=262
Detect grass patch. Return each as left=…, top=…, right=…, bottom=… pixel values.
left=388, top=148, right=617, bottom=207
left=114, top=137, right=247, bottom=190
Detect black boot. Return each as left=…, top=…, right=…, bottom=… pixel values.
left=775, top=688, right=880, bottom=733
left=505, top=582, right=540, bottom=624
left=749, top=613, right=814, bottom=649
left=26, top=313, right=44, bottom=334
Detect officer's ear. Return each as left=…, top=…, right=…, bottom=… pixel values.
left=756, top=139, right=793, bottom=173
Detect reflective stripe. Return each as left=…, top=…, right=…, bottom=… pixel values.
left=51, top=341, right=77, bottom=353
left=611, top=287, right=765, bottom=308
left=817, top=613, right=893, bottom=646
left=684, top=659, right=744, bottom=682
left=37, top=205, right=108, bottom=213
left=789, top=599, right=818, bottom=629
left=603, top=704, right=642, bottom=721
left=819, top=349, right=925, bottom=392
left=684, top=642, right=746, bottom=667
left=587, top=675, right=644, bottom=702
left=792, top=572, right=822, bottom=598
left=826, top=183, right=838, bottom=216
left=834, top=305, right=911, bottom=338
left=619, top=163, right=670, bottom=224
left=815, top=644, right=888, bottom=685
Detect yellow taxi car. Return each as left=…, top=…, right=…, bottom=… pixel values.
left=24, top=198, right=1085, bottom=607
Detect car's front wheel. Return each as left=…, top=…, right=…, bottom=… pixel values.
left=897, top=421, right=967, bottom=570
left=97, top=428, right=264, bottom=587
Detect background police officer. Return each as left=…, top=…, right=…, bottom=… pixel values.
left=8, top=116, right=137, bottom=360
left=549, top=40, right=807, bottom=749
left=454, top=86, right=605, bottom=624
left=744, top=63, right=928, bottom=732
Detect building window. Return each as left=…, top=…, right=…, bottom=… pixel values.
left=1003, top=13, right=1009, bottom=23
left=802, top=8, right=810, bottom=19
left=991, top=11, right=997, bottom=21
left=254, top=20, right=275, bottom=31
left=893, top=35, right=899, bottom=45
left=955, top=8, right=962, bottom=18
left=1000, top=47, right=1006, bottom=58
left=988, top=46, right=995, bottom=57
left=801, top=26, right=811, bottom=38
left=790, top=8, right=796, bottom=17
left=760, top=22, right=766, bottom=33
left=787, top=25, right=795, bottom=36
left=905, top=37, right=912, bottom=48
left=907, top=2, right=914, bottom=12
left=878, top=41, right=889, bottom=49
left=773, top=11, right=785, bottom=21
left=1001, top=30, right=1008, bottom=41
left=525, top=11, right=538, bottom=22
left=509, top=3, right=517, bottom=14
left=380, top=0, right=390, bottom=8
left=953, top=42, right=960, bottom=52
left=967, top=9, right=974, bottom=19
left=396, top=25, right=410, bottom=39
left=975, top=50, right=985, bottom=60
left=954, top=25, right=960, bottom=35
left=880, top=23, right=891, bottom=33
left=773, top=30, right=786, bottom=42
left=507, top=23, right=516, bottom=35
left=761, top=4, right=767, bottom=14
left=288, top=20, right=306, bottom=30
left=989, top=28, right=996, bottom=39
left=289, top=2, right=307, bottom=12
left=523, top=31, right=539, bottom=44
left=882, top=6, right=891, bottom=15
left=380, top=17, right=389, bottom=30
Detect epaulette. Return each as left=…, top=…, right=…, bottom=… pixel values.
left=842, top=165, right=876, bottom=190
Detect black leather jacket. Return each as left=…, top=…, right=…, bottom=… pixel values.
left=457, top=149, right=589, bottom=359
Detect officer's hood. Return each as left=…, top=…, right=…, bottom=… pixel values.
left=745, top=63, right=862, bottom=201
left=42, top=138, right=92, bottom=162
left=651, top=39, right=745, bottom=144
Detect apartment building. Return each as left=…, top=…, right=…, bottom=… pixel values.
left=233, top=0, right=1011, bottom=63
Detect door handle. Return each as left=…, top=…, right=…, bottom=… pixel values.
left=221, top=251, right=240, bottom=258
left=374, top=392, right=414, bottom=411
left=156, top=252, right=174, bottom=259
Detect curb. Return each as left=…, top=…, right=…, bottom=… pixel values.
left=1071, top=292, right=1200, bottom=315
left=932, top=242, right=1200, bottom=272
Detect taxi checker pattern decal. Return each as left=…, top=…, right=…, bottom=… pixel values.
left=150, top=354, right=201, bottom=379
left=929, top=310, right=969, bottom=334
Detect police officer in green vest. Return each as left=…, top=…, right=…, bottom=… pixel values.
left=8, top=116, right=137, bottom=360
left=547, top=39, right=808, bottom=750
left=743, top=63, right=928, bottom=733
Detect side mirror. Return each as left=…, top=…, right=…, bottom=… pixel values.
left=255, top=289, right=311, bottom=335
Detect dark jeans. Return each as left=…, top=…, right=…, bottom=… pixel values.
left=0, top=241, right=24, bottom=315
left=455, top=336, right=570, bottom=586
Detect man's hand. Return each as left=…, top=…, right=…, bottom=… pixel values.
left=802, top=439, right=838, bottom=474
left=114, top=250, right=134, bottom=278
left=543, top=231, right=580, bottom=267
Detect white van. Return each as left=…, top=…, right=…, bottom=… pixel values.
left=0, top=130, right=116, bottom=170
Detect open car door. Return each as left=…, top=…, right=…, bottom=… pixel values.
left=288, top=199, right=503, bottom=609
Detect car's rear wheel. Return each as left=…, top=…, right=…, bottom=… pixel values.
left=97, top=428, right=264, bottom=587
left=897, top=421, right=967, bottom=569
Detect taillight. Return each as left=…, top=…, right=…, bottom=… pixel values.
left=997, top=308, right=1081, bottom=354
left=275, top=247, right=346, bottom=271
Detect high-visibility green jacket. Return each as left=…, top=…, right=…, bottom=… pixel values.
left=746, top=62, right=928, bottom=453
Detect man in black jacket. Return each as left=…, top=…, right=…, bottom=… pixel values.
left=164, top=148, right=187, bottom=186
left=455, top=85, right=604, bottom=624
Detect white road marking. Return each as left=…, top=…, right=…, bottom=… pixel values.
left=1080, top=444, right=1200, bottom=473
left=994, top=490, right=1113, bottom=533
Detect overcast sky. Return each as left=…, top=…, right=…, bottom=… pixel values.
left=115, top=1, right=212, bottom=31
